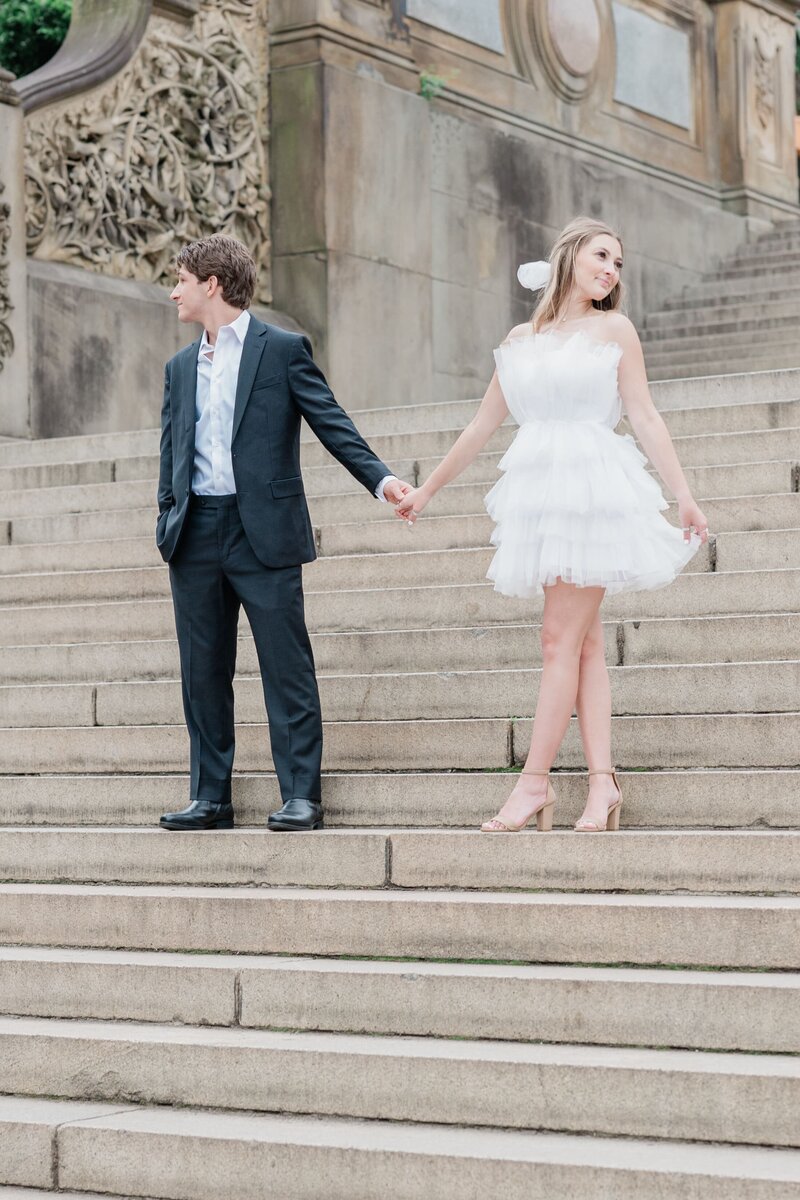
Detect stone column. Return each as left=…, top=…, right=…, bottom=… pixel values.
left=0, top=68, right=30, bottom=437
left=711, top=0, right=799, bottom=218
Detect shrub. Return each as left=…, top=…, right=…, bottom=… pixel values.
left=0, top=0, right=72, bottom=80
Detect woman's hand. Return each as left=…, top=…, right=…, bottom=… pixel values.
left=395, top=487, right=431, bottom=526
left=678, top=498, right=709, bottom=543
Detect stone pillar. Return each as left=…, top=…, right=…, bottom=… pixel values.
left=711, top=0, right=799, bottom=218
left=0, top=69, right=30, bottom=437
left=270, top=2, right=433, bottom=411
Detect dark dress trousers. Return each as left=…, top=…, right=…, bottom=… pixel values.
left=156, top=316, right=391, bottom=806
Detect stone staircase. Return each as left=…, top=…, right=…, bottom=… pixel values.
left=1, top=367, right=800, bottom=1197
left=642, top=221, right=800, bottom=380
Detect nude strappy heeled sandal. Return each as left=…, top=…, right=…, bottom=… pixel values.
left=574, top=769, right=623, bottom=832
left=481, top=769, right=557, bottom=833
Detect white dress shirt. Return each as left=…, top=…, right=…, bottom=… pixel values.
left=192, top=309, right=251, bottom=495
left=192, top=308, right=396, bottom=500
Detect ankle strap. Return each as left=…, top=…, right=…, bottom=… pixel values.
left=521, top=769, right=549, bottom=776
left=588, top=769, right=616, bottom=776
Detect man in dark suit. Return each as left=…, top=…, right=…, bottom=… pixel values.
left=157, top=235, right=410, bottom=832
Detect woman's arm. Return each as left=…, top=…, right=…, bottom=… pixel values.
left=610, top=315, right=708, bottom=541
left=395, top=369, right=509, bottom=522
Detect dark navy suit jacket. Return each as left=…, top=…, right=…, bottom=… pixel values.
left=156, top=315, right=391, bottom=566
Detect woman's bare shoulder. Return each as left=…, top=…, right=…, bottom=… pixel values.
left=601, top=311, right=640, bottom=345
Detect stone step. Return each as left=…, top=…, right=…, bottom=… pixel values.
left=0, top=530, right=763, bottom=607
left=707, top=259, right=800, bottom=282
left=2, top=946, right=797, bottom=1054
left=0, top=492, right=756, bottom=576
left=6, top=1097, right=799, bottom=1200
left=5, top=399, right=800, bottom=497
left=1, top=827, right=798, bottom=894
left=4, top=712, right=800, bottom=774
left=1, top=768, right=794, bottom=830
left=715, top=246, right=800, bottom=271
left=645, top=298, right=800, bottom=331
left=2, top=609, right=796, bottom=687
left=2, top=1016, right=800, bottom=1148
left=644, top=330, right=796, bottom=361
left=7, top=518, right=800, bottom=609
left=5, top=418, right=800, bottom=518
left=643, top=313, right=800, bottom=344
left=650, top=356, right=800, bottom=382
left=1, top=884, right=797, bottom=968
left=0, top=1190, right=137, bottom=1200
left=323, top=502, right=797, bottom=559
left=511, top=712, right=800, bottom=770
left=662, top=282, right=800, bottom=310
left=1, top=567, right=797, bottom=647
left=0, top=429, right=159, bottom=468
left=0, top=517, right=792, bottom=581
left=3, top=367, right=798, bottom=471
left=2, top=457, right=796, bottom=551
left=2, top=659, right=796, bottom=730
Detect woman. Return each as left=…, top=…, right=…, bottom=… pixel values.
left=395, top=216, right=708, bottom=833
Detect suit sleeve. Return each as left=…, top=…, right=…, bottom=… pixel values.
left=288, top=336, right=391, bottom=495
left=157, top=362, right=174, bottom=518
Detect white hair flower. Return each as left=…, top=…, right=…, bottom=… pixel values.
left=517, top=261, right=551, bottom=291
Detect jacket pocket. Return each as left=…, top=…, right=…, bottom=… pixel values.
left=270, top=475, right=305, bottom=499
left=251, top=373, right=284, bottom=394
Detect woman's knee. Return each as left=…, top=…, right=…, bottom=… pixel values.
left=540, top=620, right=585, bottom=663
left=579, top=623, right=605, bottom=664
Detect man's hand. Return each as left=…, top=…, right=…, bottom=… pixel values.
left=382, top=478, right=413, bottom=505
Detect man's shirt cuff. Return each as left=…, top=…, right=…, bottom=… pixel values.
left=375, top=474, right=397, bottom=502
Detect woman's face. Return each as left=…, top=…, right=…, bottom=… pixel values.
left=573, top=234, right=623, bottom=303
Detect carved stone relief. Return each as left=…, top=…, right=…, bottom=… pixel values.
left=0, top=182, right=14, bottom=372
left=24, top=0, right=271, bottom=301
left=751, top=11, right=781, bottom=164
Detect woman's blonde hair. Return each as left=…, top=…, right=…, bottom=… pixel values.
left=532, top=216, right=624, bottom=331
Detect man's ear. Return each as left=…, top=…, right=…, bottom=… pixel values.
left=206, top=274, right=219, bottom=296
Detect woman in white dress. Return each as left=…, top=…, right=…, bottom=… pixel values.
left=395, top=217, right=709, bottom=833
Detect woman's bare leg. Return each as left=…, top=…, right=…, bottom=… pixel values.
left=574, top=612, right=620, bottom=825
left=488, top=578, right=605, bottom=827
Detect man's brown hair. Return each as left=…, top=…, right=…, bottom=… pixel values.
left=175, top=234, right=257, bottom=309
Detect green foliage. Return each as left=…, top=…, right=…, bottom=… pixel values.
left=419, top=71, right=446, bottom=102
left=0, top=0, right=72, bottom=80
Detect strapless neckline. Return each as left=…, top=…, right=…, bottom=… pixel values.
left=500, top=327, right=623, bottom=357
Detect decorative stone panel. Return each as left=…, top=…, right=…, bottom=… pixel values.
left=0, top=182, right=13, bottom=373
left=24, top=0, right=272, bottom=301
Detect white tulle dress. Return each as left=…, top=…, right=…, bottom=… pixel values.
left=485, top=326, right=701, bottom=598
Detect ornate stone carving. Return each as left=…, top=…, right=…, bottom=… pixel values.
left=0, top=182, right=14, bottom=372
left=750, top=10, right=782, bottom=165
left=24, top=0, right=271, bottom=301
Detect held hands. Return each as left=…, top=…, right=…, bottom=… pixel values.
left=382, top=478, right=414, bottom=505
left=394, top=487, right=431, bottom=527
left=678, top=498, right=710, bottom=543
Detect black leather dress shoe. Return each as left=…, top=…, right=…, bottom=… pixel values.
left=159, top=800, right=235, bottom=830
left=267, top=797, right=324, bottom=831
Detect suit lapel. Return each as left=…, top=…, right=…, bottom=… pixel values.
left=182, top=339, right=201, bottom=432
left=232, top=317, right=268, bottom=443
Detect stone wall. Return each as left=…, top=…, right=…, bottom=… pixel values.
left=1, top=0, right=799, bottom=435
left=270, top=0, right=800, bottom=410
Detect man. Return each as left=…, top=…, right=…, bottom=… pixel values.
left=156, top=234, right=409, bottom=832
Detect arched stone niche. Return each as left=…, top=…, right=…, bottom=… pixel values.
left=507, top=0, right=605, bottom=102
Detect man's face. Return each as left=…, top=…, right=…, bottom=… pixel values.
left=170, top=267, right=213, bottom=324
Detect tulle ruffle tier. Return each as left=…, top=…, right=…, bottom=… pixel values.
left=485, top=419, right=701, bottom=598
